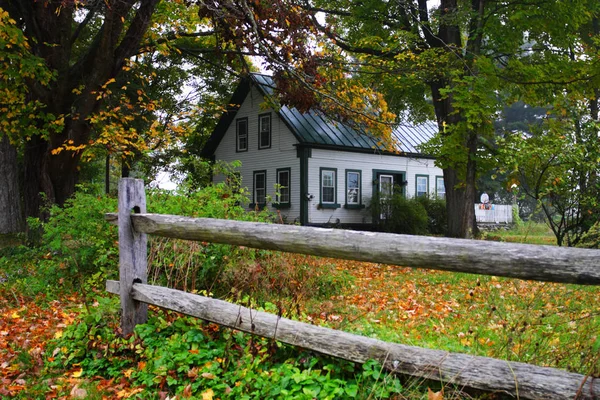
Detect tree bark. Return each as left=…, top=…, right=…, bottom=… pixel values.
left=424, top=0, right=481, bottom=238
left=3, top=0, right=160, bottom=220
left=0, top=135, right=23, bottom=234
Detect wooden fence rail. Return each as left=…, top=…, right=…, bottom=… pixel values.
left=105, top=213, right=600, bottom=285
left=107, top=178, right=600, bottom=400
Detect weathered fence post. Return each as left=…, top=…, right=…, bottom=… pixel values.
left=118, top=178, right=148, bottom=335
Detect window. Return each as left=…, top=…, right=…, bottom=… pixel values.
left=436, top=176, right=445, bottom=199
left=416, top=175, right=429, bottom=197
left=236, top=118, right=248, bottom=152
left=319, top=168, right=339, bottom=208
left=345, top=170, right=362, bottom=208
left=253, top=170, right=266, bottom=206
left=276, top=168, right=290, bottom=206
left=258, top=113, right=271, bottom=149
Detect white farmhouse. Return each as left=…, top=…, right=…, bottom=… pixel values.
left=201, top=73, right=445, bottom=227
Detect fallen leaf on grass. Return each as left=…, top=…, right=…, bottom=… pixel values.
left=70, top=384, right=87, bottom=399
left=428, top=387, right=444, bottom=400
left=202, top=388, right=214, bottom=400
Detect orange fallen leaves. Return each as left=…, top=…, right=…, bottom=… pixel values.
left=0, top=294, right=79, bottom=395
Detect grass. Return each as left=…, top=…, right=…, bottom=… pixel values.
left=483, top=222, right=557, bottom=245
left=1, top=221, right=598, bottom=399
left=300, top=261, right=599, bottom=375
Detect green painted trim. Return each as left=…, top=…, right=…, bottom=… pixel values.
left=318, top=203, right=341, bottom=209
left=344, top=169, right=362, bottom=207
left=298, top=143, right=437, bottom=160
left=298, top=147, right=310, bottom=225
left=258, top=112, right=272, bottom=150
left=319, top=167, right=338, bottom=206
left=435, top=175, right=445, bottom=198
left=272, top=203, right=291, bottom=209
left=344, top=204, right=365, bottom=209
left=235, top=117, right=249, bottom=153
left=252, top=170, right=267, bottom=206
left=372, top=169, right=406, bottom=197
left=415, top=174, right=429, bottom=197
left=275, top=167, right=291, bottom=206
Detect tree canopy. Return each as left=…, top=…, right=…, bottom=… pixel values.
left=0, top=0, right=598, bottom=242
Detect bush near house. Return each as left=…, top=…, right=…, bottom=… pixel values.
left=370, top=190, right=447, bottom=236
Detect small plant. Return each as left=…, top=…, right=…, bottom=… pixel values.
left=48, top=310, right=406, bottom=399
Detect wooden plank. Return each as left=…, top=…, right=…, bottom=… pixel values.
left=118, top=178, right=148, bottom=335
left=105, top=213, right=600, bottom=285
left=106, top=280, right=600, bottom=400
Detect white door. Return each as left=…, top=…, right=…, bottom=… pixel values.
left=379, top=174, right=394, bottom=219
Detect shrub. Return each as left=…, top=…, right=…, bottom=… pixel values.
left=371, top=191, right=428, bottom=235
left=416, top=195, right=448, bottom=235
left=576, top=221, right=600, bottom=249
left=41, top=187, right=119, bottom=277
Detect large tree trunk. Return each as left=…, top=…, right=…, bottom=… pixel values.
left=23, top=123, right=88, bottom=220
left=424, top=0, right=480, bottom=238
left=429, top=78, right=478, bottom=238
left=0, top=135, right=23, bottom=234
left=3, top=0, right=160, bottom=220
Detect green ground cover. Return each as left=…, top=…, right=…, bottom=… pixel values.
left=0, top=191, right=598, bottom=399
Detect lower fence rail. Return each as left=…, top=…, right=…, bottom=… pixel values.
left=106, top=280, right=600, bottom=400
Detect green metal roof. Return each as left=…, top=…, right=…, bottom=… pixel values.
left=202, top=74, right=439, bottom=157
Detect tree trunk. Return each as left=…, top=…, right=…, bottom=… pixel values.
left=429, top=78, right=478, bottom=238
left=23, top=124, right=86, bottom=221
left=0, top=135, right=23, bottom=234
left=424, top=0, right=480, bottom=238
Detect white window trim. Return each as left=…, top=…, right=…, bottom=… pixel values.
left=253, top=170, right=266, bottom=205
left=346, top=170, right=361, bottom=205
left=321, top=169, right=336, bottom=204
left=236, top=118, right=248, bottom=152
left=258, top=113, right=271, bottom=149
left=276, top=168, right=290, bottom=204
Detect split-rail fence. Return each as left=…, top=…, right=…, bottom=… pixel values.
left=106, top=178, right=600, bottom=399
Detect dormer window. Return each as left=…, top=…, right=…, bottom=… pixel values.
left=236, top=118, right=248, bottom=152
left=258, top=113, right=271, bottom=149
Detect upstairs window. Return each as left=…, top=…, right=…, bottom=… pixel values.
left=416, top=175, right=429, bottom=197
left=276, top=168, right=290, bottom=205
left=236, top=118, right=248, bottom=152
left=258, top=113, right=271, bottom=149
left=436, top=176, right=446, bottom=199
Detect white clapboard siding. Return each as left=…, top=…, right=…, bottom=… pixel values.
left=214, top=86, right=301, bottom=223
left=307, top=148, right=444, bottom=224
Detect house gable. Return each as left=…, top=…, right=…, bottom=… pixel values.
left=203, top=74, right=445, bottom=227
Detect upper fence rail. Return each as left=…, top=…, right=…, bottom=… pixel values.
left=106, top=212, right=600, bottom=285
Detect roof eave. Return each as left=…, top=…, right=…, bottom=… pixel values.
left=200, top=77, right=252, bottom=158
left=294, top=142, right=437, bottom=160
